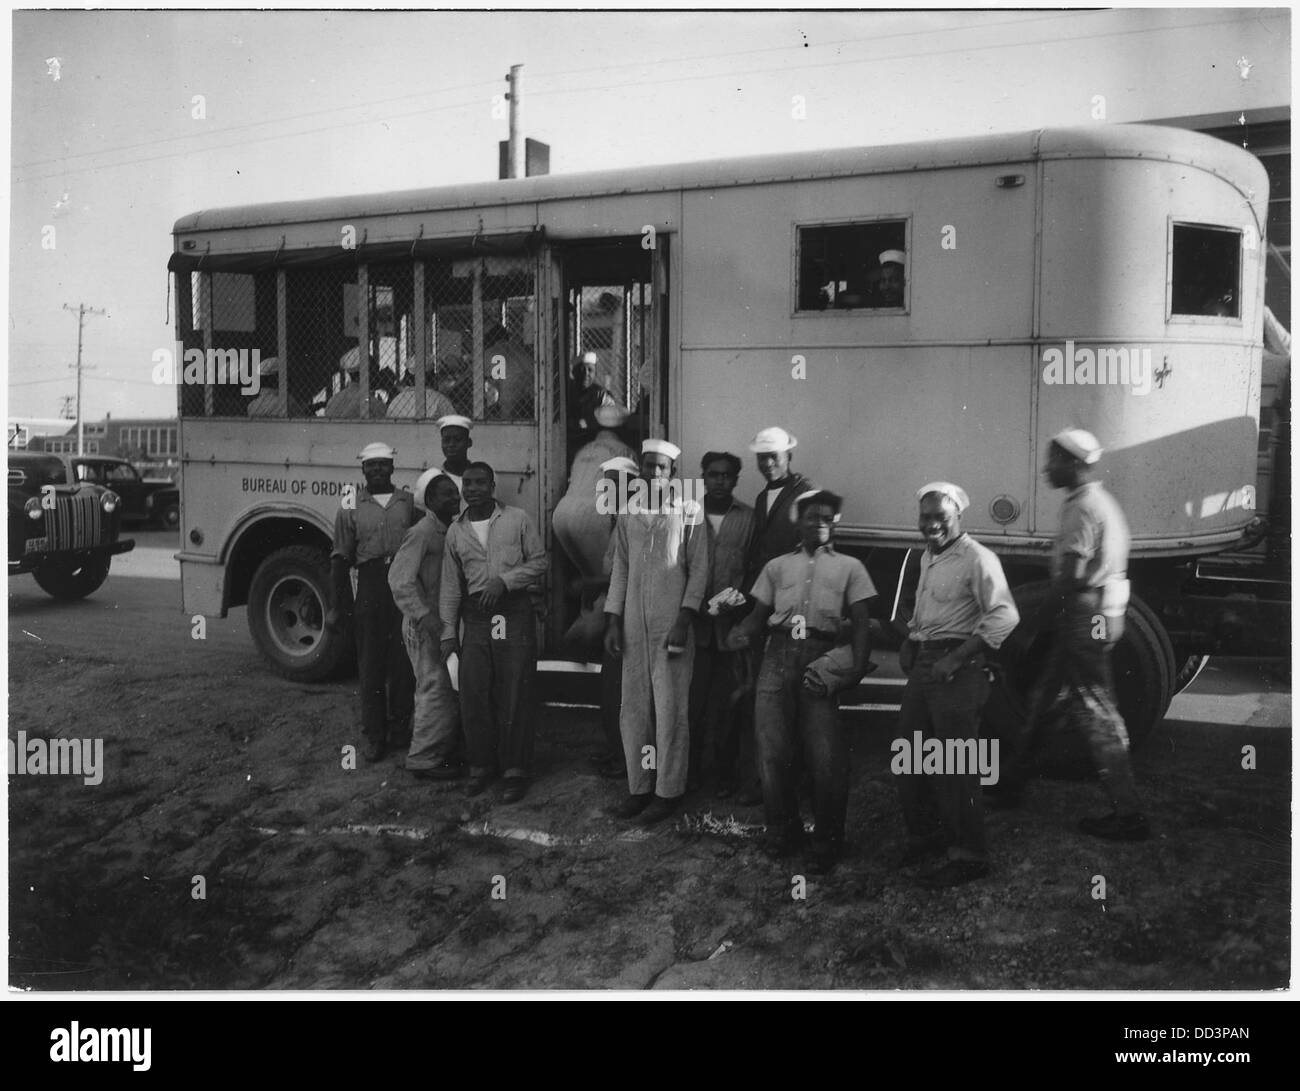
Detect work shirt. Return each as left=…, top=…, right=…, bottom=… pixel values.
left=751, top=544, right=877, bottom=635
left=387, top=513, right=449, bottom=624
left=908, top=533, right=1019, bottom=650
left=331, top=486, right=417, bottom=565
left=696, top=499, right=758, bottom=646
left=439, top=501, right=548, bottom=641
left=1052, top=480, right=1131, bottom=617
left=606, top=500, right=710, bottom=628
left=323, top=384, right=386, bottom=419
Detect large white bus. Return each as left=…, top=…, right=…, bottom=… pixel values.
left=170, top=123, right=1283, bottom=744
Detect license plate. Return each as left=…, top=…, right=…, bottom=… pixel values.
left=24, top=537, right=48, bottom=554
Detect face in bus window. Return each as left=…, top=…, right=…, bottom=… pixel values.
left=879, top=262, right=905, bottom=307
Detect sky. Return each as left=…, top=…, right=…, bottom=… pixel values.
left=4, top=5, right=1291, bottom=423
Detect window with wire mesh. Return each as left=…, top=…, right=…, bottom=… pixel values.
left=181, top=270, right=277, bottom=417
left=426, top=256, right=537, bottom=422
left=570, top=282, right=652, bottom=414
left=284, top=265, right=364, bottom=417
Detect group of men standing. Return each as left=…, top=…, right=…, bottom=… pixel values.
left=329, top=409, right=1148, bottom=887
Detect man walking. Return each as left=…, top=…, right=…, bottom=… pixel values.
left=389, top=468, right=464, bottom=780
left=604, top=439, right=709, bottom=824
left=327, top=442, right=418, bottom=762
left=895, top=482, right=1019, bottom=888
left=439, top=462, right=547, bottom=803
left=999, top=430, right=1149, bottom=841
left=725, top=490, right=875, bottom=873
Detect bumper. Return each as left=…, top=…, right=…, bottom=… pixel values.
left=8, top=537, right=135, bottom=577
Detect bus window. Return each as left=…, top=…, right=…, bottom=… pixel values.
left=1171, top=223, right=1242, bottom=318
left=285, top=266, right=362, bottom=417
left=183, top=270, right=277, bottom=417
left=796, top=219, right=908, bottom=311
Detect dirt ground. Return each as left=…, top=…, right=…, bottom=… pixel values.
left=7, top=624, right=1291, bottom=991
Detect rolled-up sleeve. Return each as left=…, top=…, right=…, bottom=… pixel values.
left=605, top=517, right=629, bottom=617
left=972, top=554, right=1020, bottom=650
left=439, top=531, right=465, bottom=642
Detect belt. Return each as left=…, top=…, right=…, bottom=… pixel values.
left=769, top=627, right=838, bottom=643
left=358, top=555, right=395, bottom=567
left=916, top=638, right=966, bottom=652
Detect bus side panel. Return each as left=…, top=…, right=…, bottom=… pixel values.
left=1033, top=342, right=1261, bottom=544
left=179, top=419, right=541, bottom=599
left=680, top=166, right=1036, bottom=347
left=677, top=345, right=1033, bottom=541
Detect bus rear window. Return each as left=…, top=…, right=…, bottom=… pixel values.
left=797, top=220, right=908, bottom=311
left=1171, top=223, right=1241, bottom=318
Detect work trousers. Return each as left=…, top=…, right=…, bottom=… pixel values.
left=896, top=649, right=990, bottom=863
left=459, top=592, right=537, bottom=780
left=599, top=641, right=624, bottom=765
left=401, top=616, right=463, bottom=771
left=1020, top=593, right=1141, bottom=814
left=355, top=561, right=415, bottom=743
left=753, top=633, right=847, bottom=852
left=621, top=635, right=694, bottom=800
left=688, top=643, right=753, bottom=784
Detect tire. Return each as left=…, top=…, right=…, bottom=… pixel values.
left=33, top=553, right=112, bottom=600
left=982, top=581, right=1176, bottom=769
left=247, top=545, right=354, bottom=682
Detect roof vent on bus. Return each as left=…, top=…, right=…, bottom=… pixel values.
left=995, top=174, right=1025, bottom=188
left=989, top=494, right=1020, bottom=524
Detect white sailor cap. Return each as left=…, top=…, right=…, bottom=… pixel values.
left=789, top=488, right=842, bottom=524
left=594, top=404, right=631, bottom=428
left=879, top=249, right=906, bottom=267
left=916, top=481, right=970, bottom=513
left=642, top=438, right=681, bottom=461
left=581, top=351, right=599, bottom=366
left=412, top=467, right=450, bottom=510
left=599, top=456, right=639, bottom=475
left=358, top=442, right=395, bottom=462
left=258, top=355, right=281, bottom=377
left=1051, top=428, right=1102, bottom=465
left=437, top=415, right=474, bottom=433
left=749, top=426, right=797, bottom=453
left=339, top=347, right=361, bottom=373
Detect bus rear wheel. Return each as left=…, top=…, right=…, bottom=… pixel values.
left=982, top=581, right=1176, bottom=771
left=247, top=545, right=354, bottom=682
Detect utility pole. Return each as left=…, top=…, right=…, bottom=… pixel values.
left=506, top=64, right=523, bottom=179
left=58, top=395, right=75, bottom=419
left=63, top=302, right=107, bottom=455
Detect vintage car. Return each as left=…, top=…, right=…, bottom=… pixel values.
left=69, top=456, right=180, bottom=528
left=8, top=451, right=136, bottom=599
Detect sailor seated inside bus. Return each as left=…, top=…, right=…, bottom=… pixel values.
left=483, top=324, right=536, bottom=420
left=246, top=357, right=307, bottom=417
left=386, top=367, right=458, bottom=419
left=323, top=347, right=387, bottom=418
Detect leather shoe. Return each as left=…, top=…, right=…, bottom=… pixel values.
left=411, top=760, right=465, bottom=781
left=637, top=796, right=681, bottom=826
left=501, top=778, right=528, bottom=804
left=608, top=793, right=653, bottom=819
left=917, top=859, right=989, bottom=889
left=1079, top=811, right=1150, bottom=841
left=466, top=775, right=494, bottom=797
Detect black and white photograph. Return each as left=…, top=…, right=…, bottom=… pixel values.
left=5, top=4, right=1292, bottom=1002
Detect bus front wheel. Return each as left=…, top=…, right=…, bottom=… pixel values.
left=982, top=582, right=1176, bottom=769
left=247, top=545, right=354, bottom=682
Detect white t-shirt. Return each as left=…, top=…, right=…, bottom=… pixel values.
left=372, top=492, right=393, bottom=509
left=471, top=518, right=491, bottom=549
left=706, top=512, right=725, bottom=535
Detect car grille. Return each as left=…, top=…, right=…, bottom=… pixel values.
left=46, top=492, right=106, bottom=551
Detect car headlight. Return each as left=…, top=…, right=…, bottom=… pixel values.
left=25, top=497, right=43, bottom=521
left=101, top=490, right=119, bottom=514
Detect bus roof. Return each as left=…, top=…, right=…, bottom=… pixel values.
left=173, top=124, right=1267, bottom=235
